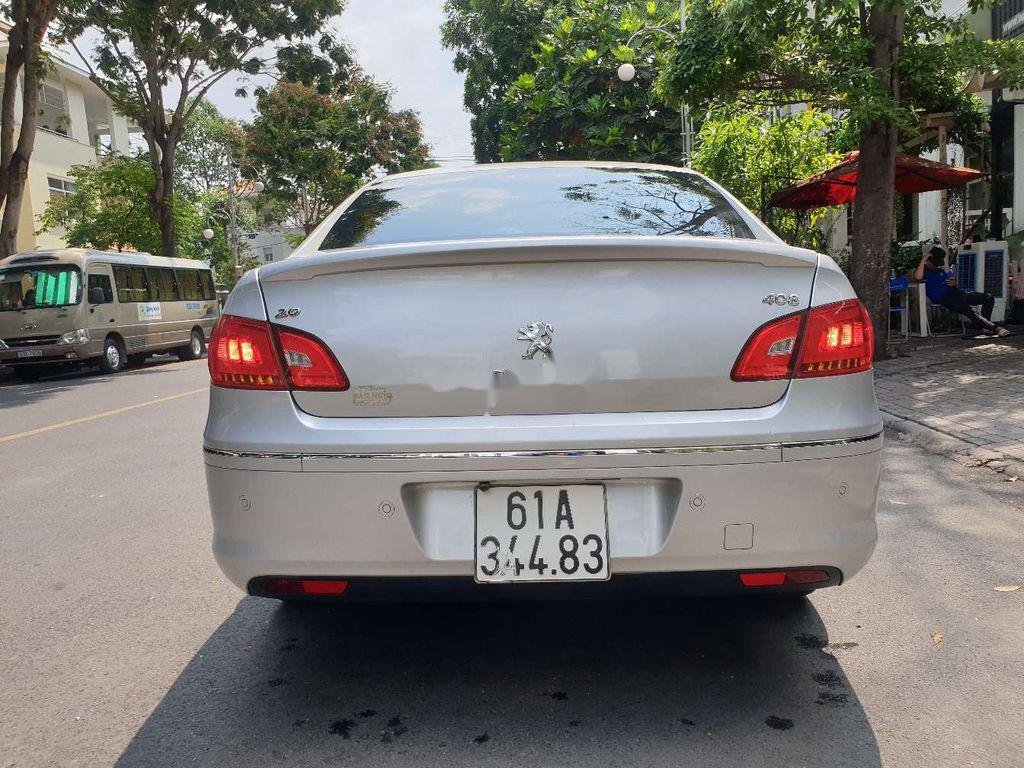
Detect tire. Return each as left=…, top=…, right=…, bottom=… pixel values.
left=98, top=337, right=126, bottom=374
left=176, top=329, right=205, bottom=361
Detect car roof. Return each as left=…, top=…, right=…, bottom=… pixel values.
left=371, top=160, right=699, bottom=186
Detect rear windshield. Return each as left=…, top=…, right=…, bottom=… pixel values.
left=318, top=166, right=754, bottom=250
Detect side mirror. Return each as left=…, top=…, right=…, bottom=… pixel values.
left=89, top=286, right=106, bottom=304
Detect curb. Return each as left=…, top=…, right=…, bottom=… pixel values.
left=882, top=409, right=1024, bottom=480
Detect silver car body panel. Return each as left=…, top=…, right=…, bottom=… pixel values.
left=204, top=162, right=882, bottom=594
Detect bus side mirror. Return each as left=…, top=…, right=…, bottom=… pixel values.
left=89, top=286, right=106, bottom=305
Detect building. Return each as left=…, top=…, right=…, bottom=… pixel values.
left=0, top=24, right=135, bottom=253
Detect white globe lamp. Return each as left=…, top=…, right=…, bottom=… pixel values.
left=617, top=62, right=636, bottom=82
left=253, top=181, right=265, bottom=194
left=202, top=228, right=215, bottom=240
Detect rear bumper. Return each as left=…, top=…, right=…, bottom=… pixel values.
left=205, top=440, right=880, bottom=594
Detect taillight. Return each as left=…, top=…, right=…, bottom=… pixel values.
left=208, top=315, right=286, bottom=390
left=739, top=569, right=830, bottom=587
left=208, top=315, right=349, bottom=391
left=731, top=300, right=873, bottom=382
left=794, top=300, right=874, bottom=378
left=249, top=577, right=350, bottom=597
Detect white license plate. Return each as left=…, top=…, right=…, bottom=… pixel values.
left=16, top=349, right=43, bottom=358
left=474, top=484, right=609, bottom=583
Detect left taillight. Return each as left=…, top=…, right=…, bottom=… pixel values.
left=208, top=315, right=349, bottom=391
left=731, top=299, right=874, bottom=382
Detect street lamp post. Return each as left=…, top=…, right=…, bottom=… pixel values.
left=616, top=0, right=692, bottom=165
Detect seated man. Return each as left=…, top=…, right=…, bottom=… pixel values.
left=913, top=246, right=1009, bottom=337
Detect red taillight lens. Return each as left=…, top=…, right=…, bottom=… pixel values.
left=731, top=312, right=804, bottom=381
left=208, top=315, right=286, bottom=390
left=795, top=300, right=874, bottom=378
left=739, top=569, right=830, bottom=587
left=276, top=327, right=349, bottom=391
left=209, top=315, right=349, bottom=391
left=731, top=300, right=874, bottom=382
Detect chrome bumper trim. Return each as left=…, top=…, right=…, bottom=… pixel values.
left=204, top=431, right=881, bottom=462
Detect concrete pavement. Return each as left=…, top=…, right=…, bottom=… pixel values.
left=1, top=360, right=1023, bottom=767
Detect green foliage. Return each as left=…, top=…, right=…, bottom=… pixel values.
left=36, top=154, right=209, bottom=260
left=691, top=106, right=842, bottom=249
left=176, top=101, right=244, bottom=195
left=242, top=73, right=433, bottom=234
left=441, top=0, right=548, bottom=162
left=499, top=0, right=683, bottom=163
left=658, top=0, right=1022, bottom=151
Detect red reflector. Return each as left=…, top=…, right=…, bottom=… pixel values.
left=739, top=570, right=830, bottom=587
left=208, top=315, right=286, bottom=390
left=254, top=578, right=350, bottom=597
left=732, top=299, right=874, bottom=382
left=276, top=326, right=350, bottom=391
left=739, top=571, right=787, bottom=587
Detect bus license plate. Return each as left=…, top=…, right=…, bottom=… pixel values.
left=16, top=349, right=43, bottom=358
left=474, top=484, right=609, bottom=583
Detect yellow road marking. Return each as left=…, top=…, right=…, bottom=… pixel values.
left=0, top=387, right=207, bottom=444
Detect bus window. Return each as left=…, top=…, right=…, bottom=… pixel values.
left=128, top=266, right=150, bottom=302
left=87, top=273, right=114, bottom=304
left=112, top=265, right=132, bottom=303
left=148, top=267, right=180, bottom=301
left=200, top=270, right=215, bottom=300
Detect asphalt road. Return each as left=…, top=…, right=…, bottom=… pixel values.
left=1, top=359, right=1022, bottom=768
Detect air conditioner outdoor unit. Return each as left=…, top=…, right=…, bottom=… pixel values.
left=956, top=241, right=1010, bottom=323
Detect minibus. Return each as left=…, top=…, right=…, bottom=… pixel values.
left=0, top=249, right=220, bottom=381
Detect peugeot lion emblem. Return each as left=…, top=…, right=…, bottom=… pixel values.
left=517, top=321, right=554, bottom=360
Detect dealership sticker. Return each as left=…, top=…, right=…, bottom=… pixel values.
left=137, top=302, right=162, bottom=321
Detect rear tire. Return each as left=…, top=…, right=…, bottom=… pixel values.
left=176, top=329, right=205, bottom=361
left=99, top=337, right=126, bottom=374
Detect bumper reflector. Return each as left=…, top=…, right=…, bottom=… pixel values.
left=250, top=577, right=350, bottom=597
left=739, top=569, right=830, bottom=588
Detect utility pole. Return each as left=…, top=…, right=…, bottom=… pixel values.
left=227, top=159, right=240, bottom=277
left=680, top=0, right=693, bottom=165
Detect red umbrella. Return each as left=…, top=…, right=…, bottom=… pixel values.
left=769, top=151, right=984, bottom=210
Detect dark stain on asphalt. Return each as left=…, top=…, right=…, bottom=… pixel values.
left=356, top=709, right=377, bottom=719
left=473, top=733, right=490, bottom=744
left=813, top=670, right=845, bottom=689
left=329, top=719, right=356, bottom=738
left=680, top=718, right=696, bottom=726
left=568, top=720, right=580, bottom=727
left=765, top=715, right=794, bottom=730
left=387, top=715, right=403, bottom=729
left=816, top=692, right=850, bottom=707
left=292, top=719, right=310, bottom=728
left=279, top=643, right=297, bottom=652
left=267, top=678, right=288, bottom=687
left=551, top=691, right=568, bottom=701
left=795, top=634, right=859, bottom=652
left=828, top=642, right=859, bottom=651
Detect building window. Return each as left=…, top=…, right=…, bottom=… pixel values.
left=263, top=247, right=274, bottom=263
left=38, top=83, right=70, bottom=136
left=47, top=177, right=76, bottom=200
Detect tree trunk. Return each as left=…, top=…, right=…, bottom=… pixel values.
left=0, top=18, right=44, bottom=259
left=850, top=3, right=905, bottom=358
left=145, top=135, right=178, bottom=258
left=0, top=5, right=27, bottom=214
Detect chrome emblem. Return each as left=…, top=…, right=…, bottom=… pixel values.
left=517, top=321, right=554, bottom=360
left=21, top=323, right=36, bottom=331
left=762, top=293, right=801, bottom=307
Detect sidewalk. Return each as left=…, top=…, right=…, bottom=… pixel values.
left=875, top=333, right=1024, bottom=470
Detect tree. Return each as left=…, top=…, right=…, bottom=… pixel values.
left=243, top=76, right=432, bottom=235
left=55, top=0, right=346, bottom=259
left=691, top=106, right=842, bottom=249
left=0, top=0, right=63, bottom=259
left=441, top=0, right=548, bottom=162
left=36, top=154, right=208, bottom=259
left=176, top=100, right=243, bottom=195
left=659, top=0, right=1024, bottom=355
left=499, top=0, right=684, bottom=163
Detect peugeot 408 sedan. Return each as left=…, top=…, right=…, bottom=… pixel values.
left=204, top=162, right=881, bottom=601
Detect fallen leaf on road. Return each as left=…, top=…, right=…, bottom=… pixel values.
left=887, top=499, right=909, bottom=506
left=1004, top=476, right=1018, bottom=482
left=994, top=585, right=1021, bottom=592
left=931, top=632, right=943, bottom=646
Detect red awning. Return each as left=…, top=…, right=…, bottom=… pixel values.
left=769, top=151, right=984, bottom=210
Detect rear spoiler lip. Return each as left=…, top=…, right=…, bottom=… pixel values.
left=259, top=235, right=820, bottom=283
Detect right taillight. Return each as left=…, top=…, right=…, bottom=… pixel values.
left=209, top=315, right=349, bottom=391
left=731, top=299, right=874, bottom=382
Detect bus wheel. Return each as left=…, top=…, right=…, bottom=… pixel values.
left=176, top=329, right=205, bottom=361
left=99, top=337, right=126, bottom=374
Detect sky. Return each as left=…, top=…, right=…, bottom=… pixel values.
left=203, top=0, right=474, bottom=166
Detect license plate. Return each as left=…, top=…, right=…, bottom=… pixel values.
left=474, top=484, right=609, bottom=583
left=16, top=349, right=43, bottom=358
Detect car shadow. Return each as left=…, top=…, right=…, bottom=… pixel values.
left=116, top=595, right=880, bottom=767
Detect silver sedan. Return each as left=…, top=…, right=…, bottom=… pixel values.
left=204, top=162, right=880, bottom=601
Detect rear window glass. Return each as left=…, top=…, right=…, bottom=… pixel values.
left=318, top=166, right=754, bottom=250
